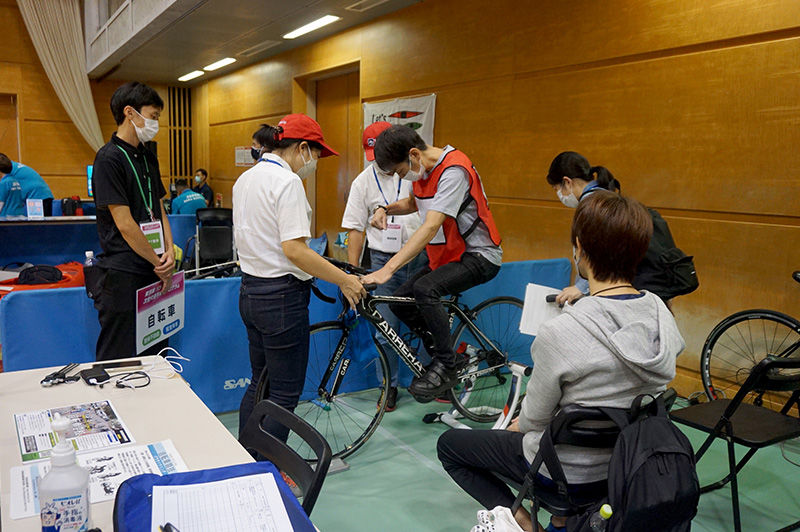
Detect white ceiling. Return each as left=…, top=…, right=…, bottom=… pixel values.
left=99, top=0, right=421, bottom=85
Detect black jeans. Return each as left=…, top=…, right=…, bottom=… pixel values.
left=438, top=429, right=609, bottom=510
left=390, top=252, right=500, bottom=368
left=438, top=428, right=529, bottom=509
left=94, top=268, right=168, bottom=361
left=238, top=273, right=311, bottom=443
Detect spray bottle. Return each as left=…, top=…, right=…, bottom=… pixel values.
left=38, top=413, right=90, bottom=531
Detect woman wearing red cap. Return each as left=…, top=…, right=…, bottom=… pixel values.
left=233, top=113, right=366, bottom=442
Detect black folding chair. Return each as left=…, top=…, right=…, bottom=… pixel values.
left=670, top=356, right=800, bottom=532
left=238, top=400, right=332, bottom=516
left=507, top=390, right=677, bottom=523
left=194, top=208, right=236, bottom=275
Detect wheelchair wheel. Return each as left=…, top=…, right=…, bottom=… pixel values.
left=255, top=321, right=390, bottom=461
left=701, top=309, right=800, bottom=408
left=449, top=297, right=529, bottom=423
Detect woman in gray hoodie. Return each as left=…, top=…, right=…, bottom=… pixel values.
left=437, top=191, right=685, bottom=532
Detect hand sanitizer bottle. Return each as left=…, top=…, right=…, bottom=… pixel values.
left=39, top=413, right=91, bottom=531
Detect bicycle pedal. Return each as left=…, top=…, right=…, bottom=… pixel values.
left=409, top=392, right=435, bottom=404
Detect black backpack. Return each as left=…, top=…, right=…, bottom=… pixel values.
left=634, top=209, right=699, bottom=301
left=61, top=197, right=80, bottom=216
left=567, top=395, right=700, bottom=532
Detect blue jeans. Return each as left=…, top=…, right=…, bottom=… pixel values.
left=238, top=273, right=311, bottom=442
left=371, top=249, right=429, bottom=386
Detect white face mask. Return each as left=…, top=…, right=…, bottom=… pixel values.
left=194, top=175, right=203, bottom=184
left=295, top=145, right=317, bottom=180
left=132, top=109, right=159, bottom=143
left=403, top=155, right=425, bottom=182
left=557, top=186, right=579, bottom=208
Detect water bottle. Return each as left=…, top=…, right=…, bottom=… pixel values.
left=589, top=504, right=613, bottom=531
left=84, top=251, right=97, bottom=267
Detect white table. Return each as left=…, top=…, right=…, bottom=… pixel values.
left=0, top=356, right=254, bottom=531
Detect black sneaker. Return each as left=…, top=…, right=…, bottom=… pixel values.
left=408, top=360, right=458, bottom=397
left=378, top=386, right=399, bottom=412
left=385, top=386, right=398, bottom=412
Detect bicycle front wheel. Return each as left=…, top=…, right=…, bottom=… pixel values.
left=449, top=296, right=529, bottom=423
left=701, top=309, right=800, bottom=408
left=255, top=321, right=390, bottom=461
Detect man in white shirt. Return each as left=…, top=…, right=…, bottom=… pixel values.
left=341, top=122, right=428, bottom=411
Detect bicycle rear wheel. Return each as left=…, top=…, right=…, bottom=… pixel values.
left=255, top=321, right=390, bottom=461
left=701, top=309, right=800, bottom=409
left=449, top=296, right=529, bottom=423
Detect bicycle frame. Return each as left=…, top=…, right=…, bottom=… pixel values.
left=356, top=293, right=507, bottom=380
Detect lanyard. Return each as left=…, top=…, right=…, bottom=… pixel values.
left=116, top=145, right=155, bottom=221
left=264, top=159, right=285, bottom=169
left=373, top=167, right=401, bottom=223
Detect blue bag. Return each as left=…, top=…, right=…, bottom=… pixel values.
left=113, top=461, right=315, bottom=532
left=342, top=309, right=377, bottom=363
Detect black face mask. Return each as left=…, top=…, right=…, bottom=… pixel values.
left=251, top=147, right=261, bottom=161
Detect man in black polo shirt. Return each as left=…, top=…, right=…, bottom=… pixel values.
left=92, top=82, right=175, bottom=360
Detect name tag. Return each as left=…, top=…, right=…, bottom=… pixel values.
left=382, top=223, right=402, bottom=253
left=140, top=220, right=165, bottom=255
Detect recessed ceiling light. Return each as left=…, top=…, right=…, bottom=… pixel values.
left=283, top=15, right=340, bottom=40
left=178, top=70, right=204, bottom=82
left=203, top=57, right=237, bottom=71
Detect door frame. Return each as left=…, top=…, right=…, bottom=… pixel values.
left=291, top=62, right=360, bottom=236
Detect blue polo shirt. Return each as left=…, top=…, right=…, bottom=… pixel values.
left=172, top=188, right=207, bottom=215
left=0, top=162, right=53, bottom=216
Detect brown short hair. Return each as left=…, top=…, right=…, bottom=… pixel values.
left=571, top=191, right=652, bottom=283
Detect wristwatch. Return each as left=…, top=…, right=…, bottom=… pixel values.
left=374, top=204, right=388, bottom=214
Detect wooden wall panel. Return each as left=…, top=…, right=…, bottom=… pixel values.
left=510, top=0, right=800, bottom=74
left=506, top=38, right=800, bottom=216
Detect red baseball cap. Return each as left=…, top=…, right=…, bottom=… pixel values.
left=276, top=114, right=338, bottom=157
left=362, top=121, right=392, bottom=161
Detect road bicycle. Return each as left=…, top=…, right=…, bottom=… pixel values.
left=255, top=258, right=530, bottom=461
left=701, top=271, right=800, bottom=409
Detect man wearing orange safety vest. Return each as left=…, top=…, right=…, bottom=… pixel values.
left=362, top=125, right=502, bottom=401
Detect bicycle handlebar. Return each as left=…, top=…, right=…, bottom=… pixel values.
left=325, top=256, right=372, bottom=277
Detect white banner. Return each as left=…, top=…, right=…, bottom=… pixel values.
left=135, top=272, right=185, bottom=354
left=363, top=94, right=436, bottom=168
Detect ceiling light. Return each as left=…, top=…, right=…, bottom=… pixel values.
left=203, top=57, right=237, bottom=71
left=178, top=70, right=204, bottom=82
left=283, top=15, right=340, bottom=39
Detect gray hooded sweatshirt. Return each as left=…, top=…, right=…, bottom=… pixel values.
left=518, top=291, right=685, bottom=484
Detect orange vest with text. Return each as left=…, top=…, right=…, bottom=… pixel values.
left=413, top=150, right=501, bottom=270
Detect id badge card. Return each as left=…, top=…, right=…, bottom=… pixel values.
left=140, top=220, right=165, bottom=255
left=383, top=223, right=402, bottom=253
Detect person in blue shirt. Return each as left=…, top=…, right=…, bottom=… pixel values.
left=172, top=179, right=208, bottom=215
left=0, top=153, right=53, bottom=216
left=192, top=168, right=214, bottom=207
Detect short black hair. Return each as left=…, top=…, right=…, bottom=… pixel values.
left=196, top=168, right=208, bottom=177
left=0, top=153, right=11, bottom=174
left=373, top=125, right=427, bottom=173
left=175, top=178, right=189, bottom=188
left=110, top=82, right=164, bottom=125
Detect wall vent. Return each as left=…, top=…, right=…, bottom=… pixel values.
left=345, top=0, right=390, bottom=13
left=238, top=40, right=281, bottom=57
left=168, top=86, right=192, bottom=180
